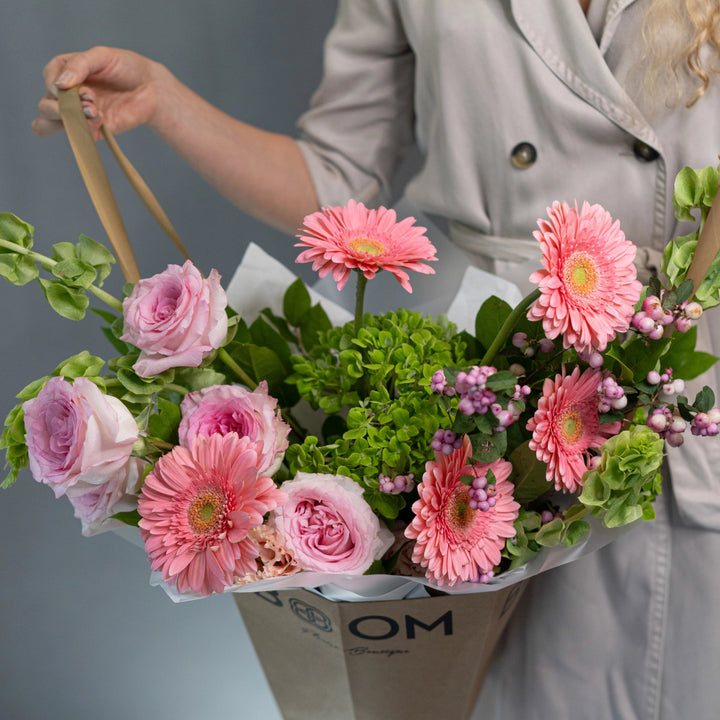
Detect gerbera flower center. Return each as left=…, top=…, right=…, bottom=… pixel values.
left=446, top=487, right=476, bottom=534
left=559, top=407, right=584, bottom=445
left=349, top=237, right=385, bottom=255
left=563, top=251, right=599, bottom=298
left=187, top=488, right=225, bottom=536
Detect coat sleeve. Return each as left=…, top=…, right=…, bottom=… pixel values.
left=295, top=0, right=416, bottom=209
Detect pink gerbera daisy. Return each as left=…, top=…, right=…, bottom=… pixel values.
left=527, top=201, right=642, bottom=354
left=137, top=433, right=286, bottom=596
left=527, top=366, right=621, bottom=493
left=295, top=199, right=437, bottom=292
left=405, top=436, right=519, bottom=586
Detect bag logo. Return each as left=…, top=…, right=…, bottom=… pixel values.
left=289, top=597, right=333, bottom=633
left=348, top=611, right=453, bottom=640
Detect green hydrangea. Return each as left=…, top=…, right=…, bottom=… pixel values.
left=579, top=426, right=665, bottom=528
left=287, top=309, right=468, bottom=520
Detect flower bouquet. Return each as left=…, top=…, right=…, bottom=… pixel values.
left=2, top=158, right=720, bottom=719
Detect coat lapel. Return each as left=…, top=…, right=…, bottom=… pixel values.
left=508, top=0, right=659, bottom=149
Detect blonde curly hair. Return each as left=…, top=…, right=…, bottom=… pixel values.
left=642, top=0, right=720, bottom=107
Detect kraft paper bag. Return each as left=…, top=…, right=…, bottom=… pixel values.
left=234, top=584, right=525, bottom=720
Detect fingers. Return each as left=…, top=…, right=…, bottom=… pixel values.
left=44, top=46, right=118, bottom=91
left=33, top=84, right=103, bottom=138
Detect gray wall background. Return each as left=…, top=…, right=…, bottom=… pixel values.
left=0, top=2, right=339, bottom=718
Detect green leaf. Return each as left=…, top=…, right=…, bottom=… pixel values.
left=0, top=213, right=34, bottom=247
left=52, top=258, right=97, bottom=288
left=37, top=278, right=89, bottom=320
left=147, top=396, right=181, bottom=444
left=662, top=326, right=718, bottom=380
left=485, top=370, right=518, bottom=392
left=110, top=510, right=141, bottom=527
left=672, top=167, right=703, bottom=221
left=16, top=376, right=51, bottom=401
left=175, top=367, right=227, bottom=392
left=299, top=303, right=332, bottom=351
left=76, top=234, right=116, bottom=267
left=507, top=440, right=553, bottom=503
left=561, top=519, right=590, bottom=545
left=260, top=308, right=300, bottom=346
left=475, top=296, right=512, bottom=352
left=52, top=350, right=105, bottom=380
left=53, top=351, right=105, bottom=379
left=675, top=279, right=695, bottom=306
left=283, top=278, right=312, bottom=326
left=469, top=429, right=507, bottom=464
left=364, top=486, right=406, bottom=521
left=693, top=385, right=715, bottom=413
left=116, top=368, right=165, bottom=396
left=250, top=316, right=293, bottom=372
left=52, top=242, right=77, bottom=261
left=607, top=336, right=671, bottom=383
left=232, top=343, right=295, bottom=404
left=0, top=253, right=39, bottom=285
left=535, top=518, right=564, bottom=547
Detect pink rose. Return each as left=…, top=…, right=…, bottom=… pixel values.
left=23, top=376, right=139, bottom=498
left=273, top=473, right=393, bottom=574
left=178, top=382, right=289, bottom=475
left=66, top=457, right=143, bottom=537
left=121, top=260, right=228, bottom=377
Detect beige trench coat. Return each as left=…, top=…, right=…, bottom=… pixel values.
left=297, top=1, right=720, bottom=718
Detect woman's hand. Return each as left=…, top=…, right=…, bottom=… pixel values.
left=33, top=46, right=168, bottom=140
left=32, top=45, right=318, bottom=233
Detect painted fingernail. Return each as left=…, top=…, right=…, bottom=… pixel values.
left=80, top=92, right=93, bottom=102
left=56, top=70, right=74, bottom=87
left=83, top=105, right=97, bottom=119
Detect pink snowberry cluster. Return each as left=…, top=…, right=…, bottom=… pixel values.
left=430, top=428, right=463, bottom=456
left=467, top=473, right=497, bottom=512
left=430, top=368, right=530, bottom=431
left=378, top=472, right=415, bottom=495
left=632, top=294, right=703, bottom=339
left=511, top=331, right=554, bottom=357
left=597, top=374, right=627, bottom=413
left=644, top=368, right=720, bottom=445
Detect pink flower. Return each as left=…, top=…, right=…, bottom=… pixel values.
left=405, top=437, right=519, bottom=587
left=273, top=473, right=393, bottom=574
left=66, top=457, right=143, bottom=537
left=527, top=366, right=621, bottom=492
left=121, top=260, right=228, bottom=377
left=235, top=520, right=302, bottom=585
left=527, top=201, right=642, bottom=354
left=23, top=376, right=138, bottom=498
left=295, top=199, right=437, bottom=292
left=178, top=382, right=289, bottom=475
left=138, top=433, right=286, bottom=597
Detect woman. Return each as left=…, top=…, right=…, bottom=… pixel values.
left=34, top=1, right=720, bottom=718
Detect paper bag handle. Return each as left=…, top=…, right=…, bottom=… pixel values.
left=686, top=188, right=720, bottom=295
left=57, top=87, right=192, bottom=283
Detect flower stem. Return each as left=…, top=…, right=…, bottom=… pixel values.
left=480, top=289, right=541, bottom=366
left=354, top=271, right=368, bottom=334
left=0, top=238, right=123, bottom=312
left=217, top=347, right=257, bottom=389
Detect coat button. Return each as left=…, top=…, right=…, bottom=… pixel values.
left=510, top=142, right=537, bottom=169
left=633, top=139, right=659, bottom=162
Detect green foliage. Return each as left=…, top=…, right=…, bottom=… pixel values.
left=475, top=296, right=513, bottom=354
left=507, top=441, right=553, bottom=504
left=661, top=326, right=718, bottom=380
left=663, top=165, right=720, bottom=308
left=286, top=309, right=466, bottom=521
left=0, top=213, right=118, bottom=320
left=579, top=426, right=665, bottom=528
